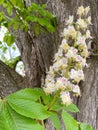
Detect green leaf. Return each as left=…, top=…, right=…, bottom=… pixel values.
left=0, top=99, right=3, bottom=111
left=7, top=99, right=50, bottom=120
left=10, top=0, right=24, bottom=8
left=6, top=88, right=51, bottom=120
left=62, top=110, right=79, bottom=130
left=5, top=56, right=21, bottom=69
left=38, top=18, right=55, bottom=32
left=0, top=112, right=11, bottom=130
left=6, top=88, right=43, bottom=101
left=41, top=93, right=53, bottom=105
left=31, top=3, right=41, bottom=10
left=12, top=46, right=16, bottom=50
left=2, top=46, right=7, bottom=53
left=0, top=0, right=4, bottom=4
left=42, top=4, right=46, bottom=9
left=80, top=123, right=94, bottom=130
left=34, top=24, right=40, bottom=35
left=50, top=113, right=61, bottom=130
left=50, top=16, right=57, bottom=27
left=13, top=21, right=20, bottom=30
left=7, top=4, right=13, bottom=15
left=65, top=103, right=80, bottom=113
left=26, top=16, right=38, bottom=22
left=51, top=100, right=63, bottom=111
left=0, top=100, right=44, bottom=130
left=3, top=34, right=15, bottom=46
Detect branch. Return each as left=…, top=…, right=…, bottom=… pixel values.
left=0, top=60, right=29, bottom=98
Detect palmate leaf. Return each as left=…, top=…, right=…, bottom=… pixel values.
left=7, top=99, right=50, bottom=120
left=6, top=88, right=43, bottom=102
left=62, top=110, right=79, bottom=130
left=6, top=88, right=54, bottom=106
left=0, top=101, right=44, bottom=130
left=50, top=113, right=61, bottom=130
left=65, top=103, right=80, bottom=113
left=0, top=100, right=10, bottom=130
left=80, top=123, right=94, bottom=130
left=6, top=88, right=51, bottom=120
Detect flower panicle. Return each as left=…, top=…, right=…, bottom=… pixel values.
left=43, top=6, right=92, bottom=106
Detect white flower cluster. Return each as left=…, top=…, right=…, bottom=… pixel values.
left=44, top=6, right=92, bottom=105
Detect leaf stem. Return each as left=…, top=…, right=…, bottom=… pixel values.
left=47, top=90, right=60, bottom=111
left=42, top=120, right=46, bottom=130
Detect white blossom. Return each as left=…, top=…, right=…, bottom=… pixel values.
left=54, top=48, right=63, bottom=60
left=70, top=69, right=84, bottom=82
left=86, top=16, right=92, bottom=25
left=66, top=15, right=74, bottom=25
left=44, top=81, right=56, bottom=94
left=85, top=6, right=90, bottom=15
left=76, top=35, right=86, bottom=45
left=60, top=91, right=72, bottom=105
left=66, top=47, right=78, bottom=58
left=60, top=39, right=69, bottom=52
left=72, top=84, right=80, bottom=95
left=61, top=28, right=69, bottom=38
left=56, top=77, right=68, bottom=90
left=68, top=26, right=77, bottom=39
left=77, top=18, right=87, bottom=29
left=62, top=26, right=77, bottom=39
left=54, top=58, right=68, bottom=70
left=77, top=6, right=85, bottom=16
left=86, top=30, right=92, bottom=39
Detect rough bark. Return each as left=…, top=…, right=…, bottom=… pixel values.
left=0, top=0, right=98, bottom=130
left=0, top=60, right=29, bottom=98
left=77, top=57, right=98, bottom=130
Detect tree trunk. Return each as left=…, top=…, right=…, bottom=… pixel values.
left=77, top=57, right=98, bottom=130
left=0, top=0, right=98, bottom=130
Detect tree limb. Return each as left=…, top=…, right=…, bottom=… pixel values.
left=0, top=60, right=29, bottom=98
